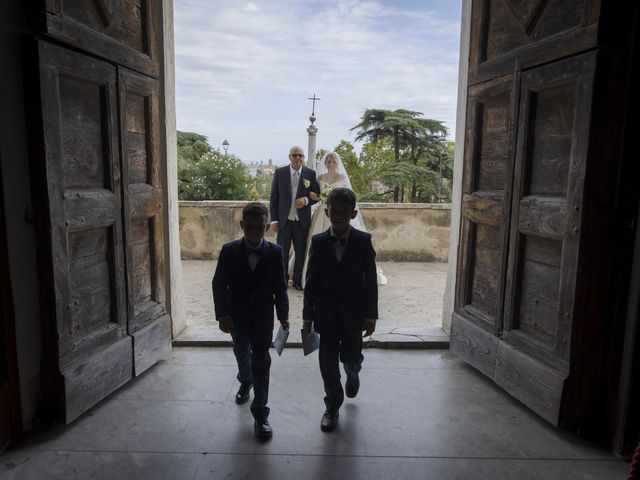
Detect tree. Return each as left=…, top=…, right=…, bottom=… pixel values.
left=351, top=109, right=449, bottom=202
left=177, top=131, right=212, bottom=164
left=308, top=148, right=329, bottom=169
left=177, top=130, right=251, bottom=200
left=434, top=141, right=454, bottom=202
left=407, top=124, right=448, bottom=202
left=376, top=162, right=439, bottom=203
left=356, top=138, right=395, bottom=201
left=248, top=171, right=273, bottom=201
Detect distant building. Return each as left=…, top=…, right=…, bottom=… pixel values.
left=245, top=158, right=277, bottom=177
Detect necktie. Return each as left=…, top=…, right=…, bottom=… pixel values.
left=330, top=237, right=346, bottom=246
left=289, top=171, right=300, bottom=220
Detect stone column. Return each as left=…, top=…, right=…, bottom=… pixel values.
left=442, top=0, right=472, bottom=334
left=162, top=0, right=187, bottom=337
left=307, top=114, right=318, bottom=170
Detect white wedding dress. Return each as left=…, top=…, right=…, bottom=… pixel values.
left=291, top=152, right=387, bottom=287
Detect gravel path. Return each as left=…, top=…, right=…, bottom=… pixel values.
left=181, top=260, right=447, bottom=331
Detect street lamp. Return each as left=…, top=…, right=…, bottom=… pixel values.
left=437, top=136, right=446, bottom=203
left=222, top=139, right=229, bottom=155
left=437, top=148, right=442, bottom=203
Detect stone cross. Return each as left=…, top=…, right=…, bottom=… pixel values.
left=308, top=93, right=320, bottom=115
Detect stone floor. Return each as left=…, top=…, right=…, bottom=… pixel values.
left=175, top=261, right=450, bottom=346
left=1, top=348, right=629, bottom=479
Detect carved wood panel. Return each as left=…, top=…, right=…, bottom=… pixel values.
left=118, top=68, right=170, bottom=375
left=469, top=0, right=600, bottom=84
left=503, top=52, right=596, bottom=372
left=42, top=0, right=160, bottom=77
left=456, top=75, right=515, bottom=335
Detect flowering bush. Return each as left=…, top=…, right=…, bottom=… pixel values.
left=178, top=149, right=251, bottom=200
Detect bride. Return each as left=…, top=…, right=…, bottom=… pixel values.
left=292, top=151, right=387, bottom=287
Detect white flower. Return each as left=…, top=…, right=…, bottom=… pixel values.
left=303, top=179, right=311, bottom=188
left=319, top=185, right=334, bottom=201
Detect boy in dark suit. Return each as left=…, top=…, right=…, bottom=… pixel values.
left=302, top=188, right=378, bottom=432
left=212, top=202, right=289, bottom=440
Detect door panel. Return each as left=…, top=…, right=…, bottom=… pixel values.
left=494, top=340, right=567, bottom=421
left=456, top=75, right=515, bottom=338
left=469, top=0, right=600, bottom=84
left=41, top=0, right=160, bottom=77
left=504, top=53, right=596, bottom=372
left=118, top=68, right=171, bottom=375
left=32, top=41, right=132, bottom=422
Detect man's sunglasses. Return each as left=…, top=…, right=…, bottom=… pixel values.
left=290, top=153, right=305, bottom=158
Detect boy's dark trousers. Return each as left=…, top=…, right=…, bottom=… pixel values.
left=318, top=318, right=364, bottom=413
left=231, top=326, right=272, bottom=422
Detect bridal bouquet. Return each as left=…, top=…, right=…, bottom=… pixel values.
left=319, top=185, right=334, bottom=202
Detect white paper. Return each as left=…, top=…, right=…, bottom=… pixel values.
left=301, top=327, right=320, bottom=356
left=273, top=325, right=289, bottom=356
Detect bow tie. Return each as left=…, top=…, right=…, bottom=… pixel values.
left=247, top=248, right=263, bottom=255
left=330, top=237, right=347, bottom=246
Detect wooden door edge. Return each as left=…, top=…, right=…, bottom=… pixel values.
left=0, top=156, right=24, bottom=442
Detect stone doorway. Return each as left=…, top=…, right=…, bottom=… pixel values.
left=168, top=1, right=466, bottom=347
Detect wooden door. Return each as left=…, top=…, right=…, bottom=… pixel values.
left=452, top=0, right=601, bottom=425
left=1, top=173, right=10, bottom=448
left=0, top=296, right=10, bottom=450
left=0, top=163, right=21, bottom=447
left=24, top=0, right=169, bottom=423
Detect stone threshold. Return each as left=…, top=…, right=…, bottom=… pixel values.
left=173, top=325, right=450, bottom=350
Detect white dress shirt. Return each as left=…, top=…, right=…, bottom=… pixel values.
left=244, top=238, right=264, bottom=271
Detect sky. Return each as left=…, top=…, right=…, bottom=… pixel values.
left=174, top=0, right=463, bottom=166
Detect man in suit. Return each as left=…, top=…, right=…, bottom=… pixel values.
left=269, top=145, right=320, bottom=290
left=302, top=188, right=378, bottom=432
left=212, top=202, right=289, bottom=440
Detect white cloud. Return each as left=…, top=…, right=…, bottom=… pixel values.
left=174, top=0, right=461, bottom=163
left=243, top=2, right=260, bottom=12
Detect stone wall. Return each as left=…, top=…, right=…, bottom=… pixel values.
left=180, top=201, right=451, bottom=262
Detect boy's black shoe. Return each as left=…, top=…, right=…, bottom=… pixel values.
left=320, top=410, right=339, bottom=432
left=345, top=373, right=360, bottom=398
left=235, top=383, right=252, bottom=404
left=293, top=283, right=303, bottom=291
left=254, top=420, right=273, bottom=440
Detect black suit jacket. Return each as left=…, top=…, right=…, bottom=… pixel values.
left=303, top=228, right=378, bottom=335
left=212, top=239, right=289, bottom=333
left=269, top=165, right=320, bottom=229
